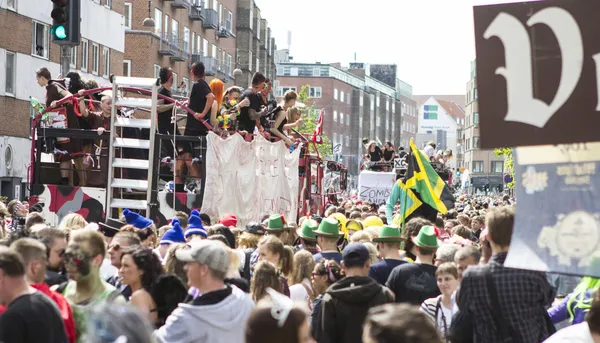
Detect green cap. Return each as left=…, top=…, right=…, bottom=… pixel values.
left=266, top=214, right=287, bottom=232
left=411, top=225, right=440, bottom=248
left=297, top=219, right=318, bottom=241
left=373, top=225, right=402, bottom=243
left=313, top=218, right=341, bottom=238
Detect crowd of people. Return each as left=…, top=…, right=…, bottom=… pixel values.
left=0, top=191, right=597, bottom=343
left=35, top=62, right=304, bottom=194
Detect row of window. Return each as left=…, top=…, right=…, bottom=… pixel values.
left=464, top=136, right=480, bottom=151
left=468, top=161, right=504, bottom=174
left=466, top=87, right=478, bottom=104
left=402, top=121, right=416, bottom=134
left=332, top=133, right=351, bottom=148
left=333, top=89, right=352, bottom=105
left=332, top=111, right=351, bottom=125
left=31, top=21, right=110, bottom=77
left=466, top=112, right=479, bottom=127
left=7, top=0, right=111, bottom=11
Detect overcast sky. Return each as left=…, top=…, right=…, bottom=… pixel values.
left=256, top=0, right=534, bottom=95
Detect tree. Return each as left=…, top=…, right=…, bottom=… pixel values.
left=494, top=147, right=514, bottom=188
left=296, top=85, right=332, bottom=159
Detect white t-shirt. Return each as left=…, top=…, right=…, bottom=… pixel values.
left=423, top=145, right=435, bottom=159
left=543, top=323, right=594, bottom=343
left=289, top=278, right=313, bottom=304
left=100, top=258, right=118, bottom=281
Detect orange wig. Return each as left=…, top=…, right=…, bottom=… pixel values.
left=209, top=79, right=224, bottom=108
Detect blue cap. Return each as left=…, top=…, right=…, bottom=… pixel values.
left=122, top=209, right=153, bottom=230
left=185, top=215, right=207, bottom=239
left=342, top=243, right=370, bottom=267
left=160, top=219, right=186, bottom=245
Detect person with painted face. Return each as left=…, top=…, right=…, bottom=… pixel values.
left=55, top=230, right=126, bottom=342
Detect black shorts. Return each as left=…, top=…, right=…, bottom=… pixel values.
left=177, top=129, right=206, bottom=157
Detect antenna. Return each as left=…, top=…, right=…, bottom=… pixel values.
left=354, top=52, right=356, bottom=61
left=287, top=30, right=292, bottom=51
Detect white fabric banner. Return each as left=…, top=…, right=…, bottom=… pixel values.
left=202, top=132, right=301, bottom=227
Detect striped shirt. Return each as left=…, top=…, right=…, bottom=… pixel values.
left=419, top=294, right=458, bottom=340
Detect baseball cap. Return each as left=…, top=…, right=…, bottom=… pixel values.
left=342, top=243, right=370, bottom=268
left=175, top=240, right=230, bottom=276
left=245, top=222, right=265, bottom=235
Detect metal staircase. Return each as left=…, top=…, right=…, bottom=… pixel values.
left=106, top=77, right=158, bottom=215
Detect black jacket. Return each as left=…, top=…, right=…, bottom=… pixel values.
left=315, top=276, right=394, bottom=343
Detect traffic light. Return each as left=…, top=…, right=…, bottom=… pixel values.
left=51, top=0, right=80, bottom=45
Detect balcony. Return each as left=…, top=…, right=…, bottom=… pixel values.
left=217, top=26, right=230, bottom=38
left=188, top=3, right=204, bottom=20
left=158, top=34, right=189, bottom=62
left=172, top=0, right=190, bottom=9
left=216, top=62, right=232, bottom=80
left=202, top=9, right=218, bottom=29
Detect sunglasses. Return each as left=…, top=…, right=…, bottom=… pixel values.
left=107, top=243, right=121, bottom=251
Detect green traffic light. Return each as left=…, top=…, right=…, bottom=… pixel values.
left=54, top=25, right=67, bottom=39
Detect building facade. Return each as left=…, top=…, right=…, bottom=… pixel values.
left=0, top=0, right=125, bottom=200
left=124, top=0, right=276, bottom=92
left=416, top=97, right=465, bottom=169
left=464, top=59, right=504, bottom=191
left=275, top=61, right=417, bottom=176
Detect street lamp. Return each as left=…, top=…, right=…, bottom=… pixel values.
left=232, top=48, right=242, bottom=77
left=142, top=1, right=155, bottom=27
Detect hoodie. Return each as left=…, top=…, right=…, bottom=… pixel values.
left=154, top=285, right=254, bottom=343
left=316, top=276, right=394, bottom=343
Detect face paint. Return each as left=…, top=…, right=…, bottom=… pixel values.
left=64, top=243, right=92, bottom=277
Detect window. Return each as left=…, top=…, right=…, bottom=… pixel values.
left=154, top=9, right=162, bottom=35
left=333, top=111, right=338, bottom=123
left=492, top=161, right=504, bottom=173
left=277, top=87, right=296, bottom=97
left=309, top=87, right=322, bottom=98
left=163, top=14, right=168, bottom=37
left=340, top=91, right=344, bottom=102
left=92, top=43, right=99, bottom=74
left=473, top=161, right=484, bottom=173
left=346, top=114, right=350, bottom=125
left=334, top=89, right=338, bottom=100
left=376, top=115, right=381, bottom=127
left=218, top=4, right=223, bottom=25
left=191, top=32, right=195, bottom=54
left=124, top=2, right=132, bottom=28
left=386, top=100, right=389, bottom=111
left=212, top=44, right=217, bottom=57
left=5, top=51, right=15, bottom=96
left=105, top=0, right=111, bottom=8
left=7, top=0, right=16, bottom=10
left=345, top=136, right=349, bottom=147
left=227, top=11, right=233, bottom=32
left=183, top=27, right=190, bottom=53
left=103, top=47, right=110, bottom=77
left=32, top=21, right=49, bottom=59
left=392, top=102, right=395, bottom=113
left=123, top=60, right=131, bottom=77
left=154, top=64, right=160, bottom=78
left=249, top=8, right=253, bottom=30
left=227, top=54, right=232, bottom=73
left=333, top=133, right=337, bottom=145
left=81, top=39, right=88, bottom=71
left=172, top=72, right=178, bottom=89
left=376, top=97, right=380, bottom=107
left=473, top=112, right=479, bottom=126
left=313, top=68, right=319, bottom=77
left=472, top=136, right=480, bottom=150
left=203, top=39, right=208, bottom=56
left=172, top=19, right=179, bottom=41
left=347, top=96, right=350, bottom=104
left=182, top=77, right=190, bottom=92
left=340, top=112, right=344, bottom=124
left=256, top=57, right=260, bottom=72
left=474, top=88, right=478, bottom=100
left=359, top=95, right=363, bottom=107
left=256, top=15, right=261, bottom=38
left=196, top=35, right=201, bottom=54
left=70, top=46, right=77, bottom=68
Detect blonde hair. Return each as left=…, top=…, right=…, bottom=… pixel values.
left=238, top=232, right=260, bottom=249
left=291, top=250, right=315, bottom=285
left=59, top=213, right=88, bottom=232
left=164, top=243, right=188, bottom=287
left=350, top=230, right=373, bottom=243
left=363, top=242, right=380, bottom=264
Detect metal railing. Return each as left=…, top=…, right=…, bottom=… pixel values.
left=158, top=33, right=189, bottom=61
left=202, top=56, right=218, bottom=76
left=202, top=9, right=218, bottom=29
left=189, top=3, right=204, bottom=20
left=172, top=0, right=190, bottom=8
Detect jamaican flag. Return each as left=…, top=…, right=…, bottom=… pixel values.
left=392, top=180, right=423, bottom=226
left=404, top=140, right=455, bottom=214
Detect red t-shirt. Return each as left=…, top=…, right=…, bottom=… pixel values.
left=31, top=283, right=77, bottom=343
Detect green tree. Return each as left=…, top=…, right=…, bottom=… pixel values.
left=494, top=147, right=514, bottom=188
left=296, top=85, right=332, bottom=159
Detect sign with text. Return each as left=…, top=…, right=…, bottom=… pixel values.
left=505, top=143, right=600, bottom=277
left=474, top=0, right=600, bottom=148
left=357, top=171, right=396, bottom=205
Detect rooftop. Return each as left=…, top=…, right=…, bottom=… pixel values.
left=437, top=99, right=465, bottom=120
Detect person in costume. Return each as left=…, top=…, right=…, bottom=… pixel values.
left=549, top=277, right=600, bottom=326
left=312, top=219, right=343, bottom=265
left=369, top=225, right=407, bottom=285
left=296, top=219, right=319, bottom=255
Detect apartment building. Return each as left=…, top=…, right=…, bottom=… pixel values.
left=0, top=0, right=125, bottom=200
left=124, top=0, right=276, bottom=93
left=464, top=59, right=504, bottom=191
left=275, top=61, right=417, bottom=175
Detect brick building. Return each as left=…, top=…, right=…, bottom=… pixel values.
left=0, top=0, right=125, bottom=200
left=124, top=0, right=277, bottom=92
left=464, top=59, right=504, bottom=191
left=275, top=60, right=417, bottom=176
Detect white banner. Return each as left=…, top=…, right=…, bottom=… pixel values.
left=202, top=132, right=300, bottom=227
left=357, top=171, right=397, bottom=205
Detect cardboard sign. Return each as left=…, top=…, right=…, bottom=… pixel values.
left=474, top=0, right=600, bottom=148
left=357, top=171, right=396, bottom=205
left=504, top=143, right=600, bottom=277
